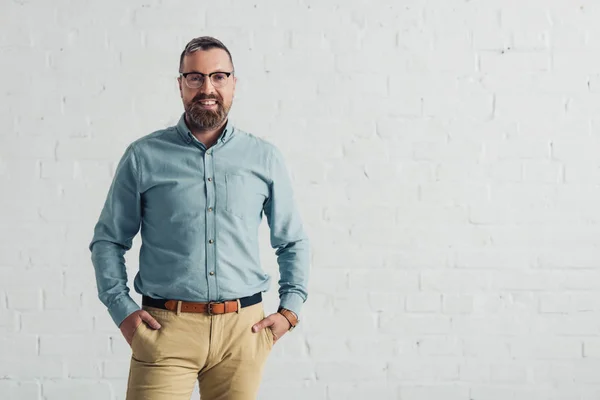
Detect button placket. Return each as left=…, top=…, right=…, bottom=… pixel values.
left=204, top=148, right=218, bottom=299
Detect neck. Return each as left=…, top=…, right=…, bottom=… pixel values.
left=185, top=114, right=227, bottom=149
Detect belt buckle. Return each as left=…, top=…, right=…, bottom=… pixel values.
left=206, top=302, right=220, bottom=315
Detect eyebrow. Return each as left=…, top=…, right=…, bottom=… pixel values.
left=182, top=70, right=230, bottom=75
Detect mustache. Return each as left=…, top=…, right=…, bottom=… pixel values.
left=192, top=94, right=221, bottom=104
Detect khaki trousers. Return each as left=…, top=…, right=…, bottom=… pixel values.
left=126, top=302, right=274, bottom=400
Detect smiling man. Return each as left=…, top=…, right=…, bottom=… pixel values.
left=89, top=36, right=310, bottom=400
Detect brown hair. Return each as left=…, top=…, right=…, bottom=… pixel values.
left=179, top=36, right=234, bottom=73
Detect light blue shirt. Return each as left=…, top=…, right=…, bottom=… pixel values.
left=89, top=114, right=310, bottom=327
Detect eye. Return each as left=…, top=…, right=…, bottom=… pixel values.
left=213, top=73, right=226, bottom=81
left=188, top=74, right=202, bottom=82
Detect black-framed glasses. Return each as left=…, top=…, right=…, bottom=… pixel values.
left=180, top=71, right=233, bottom=89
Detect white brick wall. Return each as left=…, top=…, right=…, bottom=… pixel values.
left=2, top=0, right=599, bottom=399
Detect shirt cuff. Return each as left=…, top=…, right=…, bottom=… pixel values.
left=108, top=296, right=141, bottom=328
left=279, top=292, right=305, bottom=317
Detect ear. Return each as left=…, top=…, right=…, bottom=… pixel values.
left=232, top=75, right=237, bottom=97
left=177, top=76, right=183, bottom=98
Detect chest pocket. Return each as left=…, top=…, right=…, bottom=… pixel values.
left=225, top=173, right=246, bottom=219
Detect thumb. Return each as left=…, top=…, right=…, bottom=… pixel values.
left=252, top=316, right=273, bottom=333
left=140, top=310, right=161, bottom=330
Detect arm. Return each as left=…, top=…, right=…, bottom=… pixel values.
left=89, top=144, right=142, bottom=328
left=263, top=146, right=310, bottom=317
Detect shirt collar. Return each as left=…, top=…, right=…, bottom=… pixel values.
left=175, top=113, right=235, bottom=145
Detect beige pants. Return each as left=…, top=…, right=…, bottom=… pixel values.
left=126, top=302, right=274, bottom=400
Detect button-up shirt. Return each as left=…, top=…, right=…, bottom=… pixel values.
left=89, top=114, right=310, bottom=327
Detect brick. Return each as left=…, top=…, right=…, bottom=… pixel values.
left=0, top=357, right=63, bottom=379
left=327, top=383, right=396, bottom=400
left=463, top=338, right=512, bottom=359
left=40, top=335, right=110, bottom=357
left=442, top=294, right=474, bottom=315
left=21, top=311, right=93, bottom=334
left=491, top=363, right=528, bottom=383
left=453, top=315, right=530, bottom=336
left=384, top=250, right=452, bottom=270
left=389, top=359, right=460, bottom=381
left=398, top=384, right=470, bottom=400
left=347, top=334, right=416, bottom=359
left=316, top=361, right=386, bottom=382
left=405, top=293, right=441, bottom=313
left=509, top=337, right=582, bottom=359
left=575, top=359, right=600, bottom=383
left=419, top=182, right=489, bottom=207
left=530, top=315, right=600, bottom=336
left=480, top=51, right=550, bottom=74
left=368, top=292, right=403, bottom=313
left=42, top=381, right=112, bottom=400
left=102, top=360, right=130, bottom=379
left=417, top=336, right=462, bottom=356
left=458, top=361, right=491, bottom=382
left=528, top=361, right=574, bottom=385
left=454, top=250, right=535, bottom=269
left=0, top=309, right=19, bottom=333
left=310, top=244, right=384, bottom=269
left=259, top=383, right=326, bottom=400
left=470, top=385, right=516, bottom=400
left=0, top=381, right=40, bottom=400
left=65, top=359, right=103, bottom=379
left=332, top=293, right=371, bottom=313
left=538, top=293, right=571, bottom=314
left=379, top=313, right=452, bottom=335
left=0, top=268, right=63, bottom=291
left=420, top=271, right=491, bottom=291
left=522, top=160, right=563, bottom=183
left=262, top=361, right=315, bottom=382
left=349, top=270, right=419, bottom=292
left=44, top=291, right=84, bottom=311
left=584, top=339, right=600, bottom=358
left=0, top=334, right=38, bottom=357
left=304, top=311, right=377, bottom=335
left=6, top=289, right=42, bottom=311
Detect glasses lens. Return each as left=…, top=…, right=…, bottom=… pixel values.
left=210, top=73, right=228, bottom=88
left=186, top=73, right=203, bottom=88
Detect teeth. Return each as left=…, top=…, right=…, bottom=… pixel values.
left=200, top=100, right=216, bottom=105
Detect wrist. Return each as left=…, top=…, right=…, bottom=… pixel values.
left=277, top=307, right=299, bottom=331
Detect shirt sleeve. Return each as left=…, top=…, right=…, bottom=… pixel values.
left=89, top=144, right=142, bottom=327
left=263, top=145, right=310, bottom=317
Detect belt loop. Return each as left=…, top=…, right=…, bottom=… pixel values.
left=176, top=300, right=182, bottom=316
left=236, top=299, right=241, bottom=314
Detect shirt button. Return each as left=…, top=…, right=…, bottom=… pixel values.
left=209, top=239, right=214, bottom=244
left=209, top=271, right=215, bottom=276
left=207, top=177, right=212, bottom=182
left=208, top=207, right=213, bottom=212
left=207, top=151, right=212, bottom=156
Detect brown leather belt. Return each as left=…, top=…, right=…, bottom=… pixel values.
left=142, top=292, right=262, bottom=315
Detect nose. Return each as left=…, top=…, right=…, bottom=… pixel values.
left=199, top=76, right=216, bottom=94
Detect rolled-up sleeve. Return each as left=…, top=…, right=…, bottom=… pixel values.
left=263, top=146, right=310, bottom=316
left=89, top=144, right=142, bottom=327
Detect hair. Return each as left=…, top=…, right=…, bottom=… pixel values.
left=179, top=36, right=234, bottom=73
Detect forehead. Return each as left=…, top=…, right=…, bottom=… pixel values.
left=181, top=48, right=233, bottom=73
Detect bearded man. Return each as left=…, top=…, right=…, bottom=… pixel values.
left=89, top=36, right=309, bottom=400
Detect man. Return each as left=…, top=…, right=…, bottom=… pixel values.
left=89, top=36, right=310, bottom=400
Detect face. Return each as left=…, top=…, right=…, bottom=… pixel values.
left=178, top=48, right=237, bottom=131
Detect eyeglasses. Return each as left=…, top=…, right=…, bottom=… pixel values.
left=180, top=71, right=233, bottom=89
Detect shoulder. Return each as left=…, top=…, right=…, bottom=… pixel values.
left=117, top=122, right=182, bottom=165
left=130, top=126, right=176, bottom=151
left=233, top=127, right=282, bottom=160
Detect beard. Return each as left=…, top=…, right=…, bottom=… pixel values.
left=184, top=94, right=231, bottom=131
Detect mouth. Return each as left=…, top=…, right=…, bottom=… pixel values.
left=195, top=99, right=219, bottom=110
